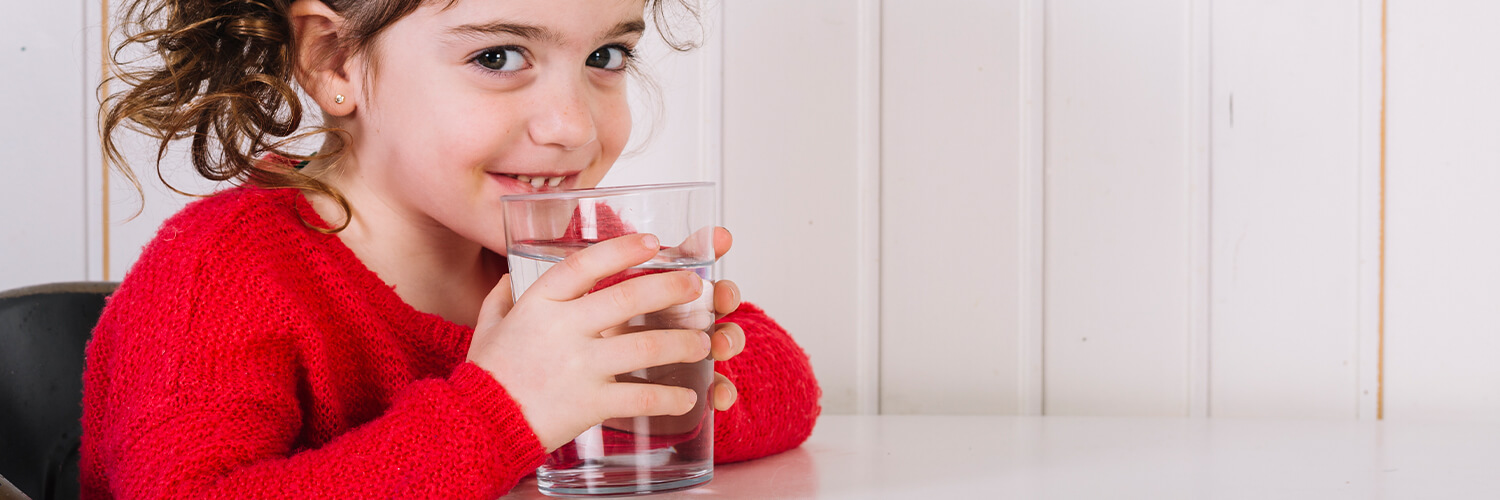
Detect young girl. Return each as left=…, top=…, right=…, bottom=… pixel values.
left=82, top=0, right=820, bottom=497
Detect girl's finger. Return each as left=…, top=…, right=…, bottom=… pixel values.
left=656, top=225, right=718, bottom=263
left=592, top=329, right=712, bottom=376
left=479, top=274, right=515, bottom=320
left=713, top=227, right=733, bottom=260
left=713, top=279, right=741, bottom=318
left=574, top=270, right=707, bottom=333
left=712, top=373, right=737, bottom=411
left=598, top=323, right=654, bottom=338
left=710, top=322, right=745, bottom=361
left=526, top=233, right=659, bottom=302
left=601, top=383, right=700, bottom=418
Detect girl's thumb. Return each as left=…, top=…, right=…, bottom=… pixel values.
left=481, top=274, right=516, bottom=319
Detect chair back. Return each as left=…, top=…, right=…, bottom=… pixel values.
left=0, top=282, right=118, bottom=500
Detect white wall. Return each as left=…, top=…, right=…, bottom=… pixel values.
left=720, top=0, right=870, bottom=413
left=1, top=0, right=90, bottom=287
left=1043, top=0, right=1201, bottom=416
left=1208, top=0, right=1378, bottom=420
left=7, top=0, right=1500, bottom=420
left=1385, top=0, right=1500, bottom=422
left=880, top=0, right=1032, bottom=415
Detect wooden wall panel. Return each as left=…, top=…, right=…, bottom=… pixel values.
left=1, top=0, right=88, bottom=290
left=879, top=0, right=1027, bottom=414
left=1384, top=0, right=1500, bottom=421
left=1043, top=0, right=1195, bottom=416
left=721, top=0, right=865, bottom=413
left=1208, top=0, right=1366, bottom=418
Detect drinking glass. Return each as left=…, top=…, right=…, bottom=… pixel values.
left=502, top=182, right=717, bottom=497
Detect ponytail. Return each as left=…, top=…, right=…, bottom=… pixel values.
left=103, top=0, right=352, bottom=231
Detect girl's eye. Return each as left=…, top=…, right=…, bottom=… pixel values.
left=474, top=47, right=527, bottom=72
left=586, top=46, right=631, bottom=70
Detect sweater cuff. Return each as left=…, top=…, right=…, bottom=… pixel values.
left=449, top=361, right=548, bottom=471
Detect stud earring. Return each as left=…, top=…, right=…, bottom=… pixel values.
left=334, top=94, right=345, bottom=104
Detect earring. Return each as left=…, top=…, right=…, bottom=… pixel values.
left=334, top=94, right=345, bottom=104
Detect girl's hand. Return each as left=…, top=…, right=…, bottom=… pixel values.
left=708, top=227, right=745, bottom=412
left=468, top=234, right=711, bottom=451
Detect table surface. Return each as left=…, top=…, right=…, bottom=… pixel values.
left=500, top=414, right=1500, bottom=499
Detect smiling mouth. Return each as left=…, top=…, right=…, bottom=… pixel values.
left=494, top=172, right=569, bottom=188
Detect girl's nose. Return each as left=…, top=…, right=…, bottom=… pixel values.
left=528, top=79, right=599, bottom=151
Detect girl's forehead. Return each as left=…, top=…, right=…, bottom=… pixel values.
left=413, top=0, right=648, bottom=39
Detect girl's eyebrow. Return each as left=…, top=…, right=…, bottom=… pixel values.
left=445, top=19, right=647, bottom=44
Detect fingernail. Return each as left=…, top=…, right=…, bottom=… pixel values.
left=711, top=331, right=732, bottom=361
left=701, top=332, right=713, bottom=353
left=718, top=383, right=737, bottom=409
left=642, top=234, right=659, bottom=249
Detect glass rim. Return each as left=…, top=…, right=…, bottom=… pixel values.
left=500, top=181, right=715, bottom=202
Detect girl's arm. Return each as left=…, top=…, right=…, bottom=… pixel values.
left=84, top=332, right=543, bottom=500
left=710, top=302, right=822, bottom=463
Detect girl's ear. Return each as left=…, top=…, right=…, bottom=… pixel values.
left=289, top=0, right=359, bottom=117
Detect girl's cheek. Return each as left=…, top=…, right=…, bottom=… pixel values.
left=599, top=101, right=633, bottom=151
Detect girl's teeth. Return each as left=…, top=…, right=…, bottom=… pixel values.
left=505, top=173, right=565, bottom=188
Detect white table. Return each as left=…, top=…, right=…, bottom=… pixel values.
left=502, top=415, right=1500, bottom=499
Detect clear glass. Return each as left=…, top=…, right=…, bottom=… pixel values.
left=502, top=182, right=717, bottom=497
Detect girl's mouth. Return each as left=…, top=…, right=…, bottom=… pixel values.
left=492, top=172, right=573, bottom=190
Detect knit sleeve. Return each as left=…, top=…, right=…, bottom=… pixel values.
left=710, top=302, right=822, bottom=463
left=83, top=312, right=544, bottom=500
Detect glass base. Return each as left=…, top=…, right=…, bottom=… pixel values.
left=538, top=468, right=712, bottom=497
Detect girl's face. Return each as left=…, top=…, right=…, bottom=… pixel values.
left=340, top=0, right=645, bottom=253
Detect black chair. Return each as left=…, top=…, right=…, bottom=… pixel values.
left=0, top=282, right=118, bottom=500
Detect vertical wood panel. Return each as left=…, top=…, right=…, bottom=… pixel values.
left=1385, top=0, right=1500, bottom=421
left=1209, top=0, right=1364, bottom=419
left=853, top=0, right=881, bottom=415
left=1044, top=0, right=1193, bottom=416
left=1, top=0, right=88, bottom=290
left=1187, top=0, right=1211, bottom=418
left=87, top=0, right=106, bottom=282
left=722, top=0, right=862, bottom=414
left=1356, top=0, right=1382, bottom=421
left=1018, top=0, right=1046, bottom=416
left=880, top=0, right=1025, bottom=414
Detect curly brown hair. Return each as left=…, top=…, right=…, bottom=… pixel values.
left=101, top=0, right=698, bottom=232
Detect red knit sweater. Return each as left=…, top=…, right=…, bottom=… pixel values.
left=79, top=185, right=821, bottom=499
